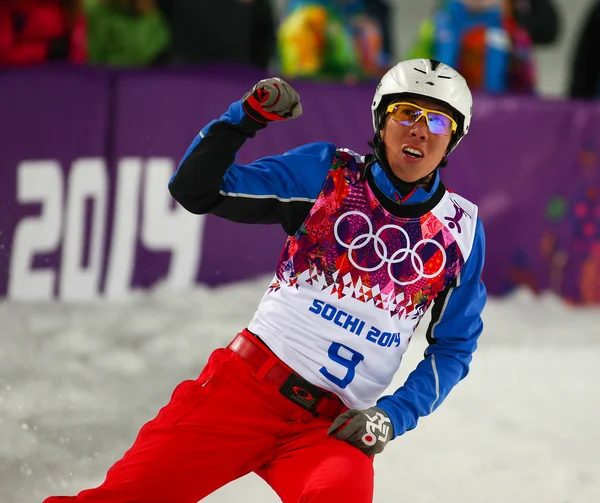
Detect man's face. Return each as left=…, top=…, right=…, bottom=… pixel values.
left=380, top=98, right=454, bottom=184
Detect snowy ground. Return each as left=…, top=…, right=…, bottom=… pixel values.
left=1, top=275, right=599, bottom=503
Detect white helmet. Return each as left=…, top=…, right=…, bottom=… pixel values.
left=371, top=59, right=473, bottom=154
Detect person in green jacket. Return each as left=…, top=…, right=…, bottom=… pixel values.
left=84, top=0, right=170, bottom=67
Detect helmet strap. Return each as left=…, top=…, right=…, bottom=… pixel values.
left=372, top=133, right=439, bottom=197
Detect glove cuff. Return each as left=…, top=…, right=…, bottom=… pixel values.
left=242, top=94, right=268, bottom=125
left=243, top=89, right=288, bottom=124
left=234, top=113, right=267, bottom=137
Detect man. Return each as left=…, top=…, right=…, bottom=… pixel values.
left=432, top=0, right=560, bottom=45
left=43, top=58, right=487, bottom=503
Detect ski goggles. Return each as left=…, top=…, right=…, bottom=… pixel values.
left=385, top=102, right=457, bottom=136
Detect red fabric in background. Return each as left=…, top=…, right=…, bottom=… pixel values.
left=0, top=0, right=86, bottom=66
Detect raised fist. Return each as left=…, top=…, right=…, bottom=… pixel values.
left=242, top=78, right=303, bottom=124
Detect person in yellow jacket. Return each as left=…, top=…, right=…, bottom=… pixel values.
left=278, top=0, right=389, bottom=81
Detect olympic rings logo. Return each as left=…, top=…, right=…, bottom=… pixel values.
left=333, top=211, right=446, bottom=286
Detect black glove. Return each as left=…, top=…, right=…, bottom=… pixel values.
left=242, top=77, right=302, bottom=124
left=328, top=407, right=393, bottom=456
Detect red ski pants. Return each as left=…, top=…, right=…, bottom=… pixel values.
left=43, top=331, right=374, bottom=503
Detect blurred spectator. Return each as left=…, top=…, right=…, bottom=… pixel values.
left=568, top=0, right=600, bottom=99
left=364, top=0, right=392, bottom=65
left=434, top=0, right=560, bottom=45
left=278, top=0, right=358, bottom=80
left=164, top=0, right=275, bottom=69
left=406, top=0, right=536, bottom=94
left=0, top=0, right=86, bottom=67
left=277, top=0, right=389, bottom=81
left=84, top=0, right=170, bottom=67
left=509, top=0, right=560, bottom=46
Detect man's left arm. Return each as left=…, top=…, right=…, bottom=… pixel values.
left=376, top=217, right=487, bottom=438
left=328, top=218, right=486, bottom=454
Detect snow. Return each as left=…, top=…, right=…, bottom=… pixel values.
left=1, top=276, right=599, bottom=503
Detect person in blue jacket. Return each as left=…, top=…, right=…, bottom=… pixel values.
left=43, top=58, right=487, bottom=503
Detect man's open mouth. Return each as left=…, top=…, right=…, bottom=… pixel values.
left=402, top=146, right=423, bottom=158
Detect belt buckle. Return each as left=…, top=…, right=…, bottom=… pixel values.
left=279, top=373, right=324, bottom=416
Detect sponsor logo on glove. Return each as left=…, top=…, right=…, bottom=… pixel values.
left=328, top=407, right=393, bottom=456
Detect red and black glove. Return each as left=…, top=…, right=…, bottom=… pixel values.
left=242, top=78, right=303, bottom=124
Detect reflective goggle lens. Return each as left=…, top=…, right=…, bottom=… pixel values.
left=386, top=102, right=457, bottom=136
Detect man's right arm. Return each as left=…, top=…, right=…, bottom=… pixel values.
left=168, top=99, right=268, bottom=217
left=168, top=98, right=336, bottom=235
